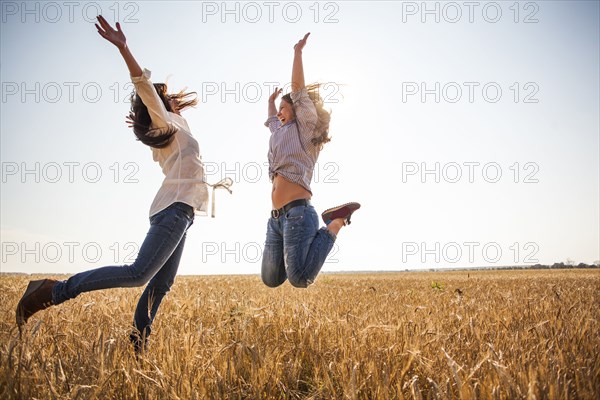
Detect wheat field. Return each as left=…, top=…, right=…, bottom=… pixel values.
left=1, top=269, right=598, bottom=399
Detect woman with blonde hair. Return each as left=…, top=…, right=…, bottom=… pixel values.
left=262, top=33, right=360, bottom=288
left=16, top=16, right=208, bottom=353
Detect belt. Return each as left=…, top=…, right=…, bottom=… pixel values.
left=271, top=199, right=310, bottom=219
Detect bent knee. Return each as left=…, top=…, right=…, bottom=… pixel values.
left=287, top=275, right=312, bottom=288
left=124, top=267, right=153, bottom=288
left=261, top=274, right=285, bottom=288
left=127, top=276, right=150, bottom=288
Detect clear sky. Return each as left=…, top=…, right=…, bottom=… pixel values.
left=1, top=1, right=599, bottom=275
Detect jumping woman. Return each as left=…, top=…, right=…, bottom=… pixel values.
left=16, top=15, right=208, bottom=353
left=262, top=33, right=360, bottom=288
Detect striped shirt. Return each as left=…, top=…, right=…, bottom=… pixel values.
left=265, top=88, right=320, bottom=194
left=131, top=69, right=209, bottom=217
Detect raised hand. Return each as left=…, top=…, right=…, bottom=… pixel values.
left=268, top=87, right=281, bottom=118
left=94, top=15, right=142, bottom=77
left=291, top=33, right=309, bottom=91
left=293, top=33, right=310, bottom=53
left=269, top=87, right=282, bottom=103
left=95, top=15, right=126, bottom=50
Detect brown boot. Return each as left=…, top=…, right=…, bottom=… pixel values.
left=16, top=279, right=58, bottom=331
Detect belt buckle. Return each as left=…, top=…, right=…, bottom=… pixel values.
left=271, top=209, right=281, bottom=219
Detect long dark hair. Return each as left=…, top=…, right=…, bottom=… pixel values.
left=282, top=83, right=331, bottom=149
left=128, top=83, right=198, bottom=148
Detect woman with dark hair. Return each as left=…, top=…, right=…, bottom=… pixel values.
left=262, top=33, right=360, bottom=288
left=15, top=15, right=208, bottom=353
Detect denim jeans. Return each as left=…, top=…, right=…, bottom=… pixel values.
left=52, top=202, right=194, bottom=344
left=261, top=203, right=336, bottom=288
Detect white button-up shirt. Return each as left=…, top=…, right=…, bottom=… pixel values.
left=131, top=69, right=208, bottom=217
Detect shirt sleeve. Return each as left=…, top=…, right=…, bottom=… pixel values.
left=131, top=68, right=173, bottom=132
left=264, top=115, right=280, bottom=133
left=290, top=88, right=318, bottom=138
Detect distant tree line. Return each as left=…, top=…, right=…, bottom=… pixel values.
left=530, top=262, right=600, bottom=269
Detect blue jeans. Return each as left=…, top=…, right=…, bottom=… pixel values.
left=261, top=203, right=336, bottom=288
left=52, top=202, right=194, bottom=344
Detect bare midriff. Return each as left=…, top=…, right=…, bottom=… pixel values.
left=272, top=174, right=311, bottom=210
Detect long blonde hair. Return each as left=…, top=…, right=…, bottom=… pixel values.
left=283, top=83, right=331, bottom=149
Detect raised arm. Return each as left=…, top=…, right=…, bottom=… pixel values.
left=96, top=15, right=172, bottom=131
left=95, top=15, right=142, bottom=78
left=264, top=87, right=282, bottom=133
left=268, top=87, right=282, bottom=118
left=291, top=33, right=310, bottom=92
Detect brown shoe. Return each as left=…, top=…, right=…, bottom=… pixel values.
left=16, top=279, right=57, bottom=332
left=321, top=202, right=361, bottom=226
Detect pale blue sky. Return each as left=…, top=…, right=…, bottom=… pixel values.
left=1, top=1, right=599, bottom=274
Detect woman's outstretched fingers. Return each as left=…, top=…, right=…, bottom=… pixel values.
left=96, top=15, right=110, bottom=32
left=95, top=15, right=127, bottom=49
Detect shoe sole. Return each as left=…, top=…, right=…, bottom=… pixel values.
left=321, top=202, right=361, bottom=225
